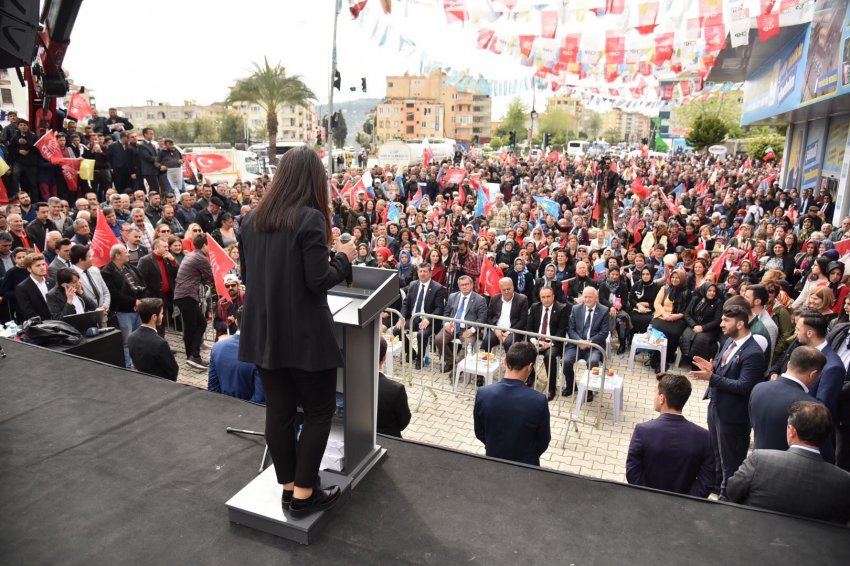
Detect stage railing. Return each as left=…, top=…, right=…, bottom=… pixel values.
left=381, top=310, right=611, bottom=448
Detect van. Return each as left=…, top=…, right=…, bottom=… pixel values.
left=567, top=140, right=589, bottom=157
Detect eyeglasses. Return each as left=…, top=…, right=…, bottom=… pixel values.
left=159, top=229, right=171, bottom=233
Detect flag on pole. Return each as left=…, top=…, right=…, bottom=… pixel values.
left=474, top=187, right=491, bottom=217
left=349, top=0, right=368, bottom=18
left=206, top=235, right=238, bottom=300
left=631, top=176, right=649, bottom=199
left=387, top=203, right=401, bottom=224
left=79, top=159, right=96, bottom=181
left=60, top=158, right=81, bottom=193
left=67, top=93, right=95, bottom=121
left=478, top=257, right=503, bottom=297
left=34, top=130, right=64, bottom=165
left=672, top=183, right=685, bottom=202
left=185, top=153, right=232, bottom=173
left=763, top=146, right=776, bottom=161
left=709, top=248, right=729, bottom=278
left=91, top=207, right=121, bottom=268
left=659, top=187, right=679, bottom=215
left=409, top=182, right=424, bottom=208
left=422, top=137, right=433, bottom=168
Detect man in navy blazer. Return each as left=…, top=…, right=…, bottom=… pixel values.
left=750, top=346, right=826, bottom=451
left=395, top=263, right=445, bottom=368
left=562, top=287, right=610, bottom=400
left=474, top=342, right=551, bottom=466
left=433, top=275, right=488, bottom=373
left=689, top=301, right=766, bottom=496
left=627, top=373, right=714, bottom=497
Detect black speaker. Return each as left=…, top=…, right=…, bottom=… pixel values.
left=0, top=0, right=39, bottom=69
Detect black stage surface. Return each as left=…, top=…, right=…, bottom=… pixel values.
left=1, top=338, right=848, bottom=565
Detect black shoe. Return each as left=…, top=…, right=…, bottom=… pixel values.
left=547, top=392, right=556, bottom=401
left=616, top=343, right=626, bottom=355
left=586, top=391, right=594, bottom=402
left=561, top=388, right=573, bottom=397
left=413, top=359, right=422, bottom=370
left=282, top=489, right=294, bottom=505
left=476, top=376, right=484, bottom=387
left=187, top=356, right=208, bottom=369
left=288, top=485, right=341, bottom=519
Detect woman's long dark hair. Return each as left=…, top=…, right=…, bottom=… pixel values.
left=251, top=147, right=332, bottom=244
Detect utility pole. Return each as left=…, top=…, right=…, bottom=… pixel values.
left=327, top=0, right=341, bottom=174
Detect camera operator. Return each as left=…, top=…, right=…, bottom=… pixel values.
left=597, top=156, right=620, bottom=230
left=447, top=235, right=481, bottom=293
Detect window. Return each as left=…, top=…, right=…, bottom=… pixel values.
left=406, top=125, right=414, bottom=134
left=406, top=113, right=414, bottom=121
left=135, top=112, right=142, bottom=119
left=1, top=88, right=12, bottom=104
left=473, top=106, right=482, bottom=113
left=406, top=103, right=414, bottom=109
left=147, top=113, right=155, bottom=120
left=184, top=112, right=193, bottom=119
left=251, top=105, right=260, bottom=112
left=387, top=81, right=393, bottom=87
left=421, top=121, right=427, bottom=128
left=423, top=108, right=432, bottom=116
left=157, top=112, right=166, bottom=120
left=290, top=118, right=296, bottom=126
left=170, top=112, right=178, bottom=119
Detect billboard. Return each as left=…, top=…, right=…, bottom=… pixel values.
left=801, top=119, right=827, bottom=191
left=741, top=30, right=808, bottom=124
left=822, top=115, right=850, bottom=180
left=801, top=0, right=846, bottom=103
left=785, top=125, right=805, bottom=189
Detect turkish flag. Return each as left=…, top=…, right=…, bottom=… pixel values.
left=185, top=153, right=232, bottom=173
left=34, top=130, right=64, bottom=165
left=659, top=188, right=679, bottom=215
left=757, top=13, right=780, bottom=42
left=67, top=93, right=95, bottom=121
left=206, top=235, right=238, bottom=299
left=835, top=239, right=850, bottom=257
left=478, top=258, right=503, bottom=297
left=91, top=207, right=121, bottom=268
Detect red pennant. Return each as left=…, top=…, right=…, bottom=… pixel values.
left=519, top=35, right=536, bottom=59
left=605, top=33, right=625, bottom=65
left=541, top=10, right=558, bottom=39
left=704, top=24, right=727, bottom=52
left=443, top=0, right=468, bottom=23
left=635, top=2, right=659, bottom=34
left=67, top=93, right=95, bottom=121
left=699, top=0, right=724, bottom=27
left=835, top=239, right=850, bottom=257
left=477, top=28, right=495, bottom=50
left=757, top=13, right=780, bottom=42
left=34, top=130, right=64, bottom=165
left=759, top=0, right=776, bottom=16
left=60, top=158, right=81, bottom=193
left=653, top=33, right=674, bottom=66
left=478, top=257, right=503, bottom=297
left=559, top=34, right=581, bottom=63
left=91, top=207, right=121, bottom=268
left=206, top=234, right=238, bottom=299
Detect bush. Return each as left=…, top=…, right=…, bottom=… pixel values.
left=685, top=115, right=728, bottom=150
left=745, top=134, right=786, bottom=161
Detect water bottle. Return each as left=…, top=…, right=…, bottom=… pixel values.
left=466, top=342, right=474, bottom=360
left=424, top=352, right=431, bottom=367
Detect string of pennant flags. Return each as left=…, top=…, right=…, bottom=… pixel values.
left=351, top=0, right=811, bottom=105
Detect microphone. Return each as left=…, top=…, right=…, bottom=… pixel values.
left=339, top=233, right=354, bottom=287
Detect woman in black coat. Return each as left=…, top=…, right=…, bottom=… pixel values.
left=678, top=282, right=723, bottom=368
left=238, top=147, right=357, bottom=518
left=508, top=257, right=535, bottom=304
left=598, top=265, right=630, bottom=354
left=46, top=267, right=97, bottom=319
left=627, top=266, right=660, bottom=339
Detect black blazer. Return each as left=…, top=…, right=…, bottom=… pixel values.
left=137, top=253, right=178, bottom=299
left=400, top=278, right=445, bottom=320
left=238, top=208, right=351, bottom=371
left=377, top=372, right=411, bottom=438
left=705, top=336, right=766, bottom=425
left=527, top=301, right=569, bottom=338
left=474, top=379, right=550, bottom=466
left=15, top=277, right=55, bottom=322
left=106, top=142, right=134, bottom=169
left=136, top=140, right=160, bottom=176
left=127, top=326, right=179, bottom=381
left=532, top=277, right=565, bottom=304
left=749, top=377, right=817, bottom=451
left=486, top=293, right=529, bottom=330
left=101, top=262, right=145, bottom=313
left=46, top=285, right=97, bottom=320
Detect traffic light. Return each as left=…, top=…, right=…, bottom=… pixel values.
left=509, top=131, right=517, bottom=147
left=543, top=132, right=551, bottom=148
left=333, top=69, right=341, bottom=90
left=361, top=77, right=367, bottom=92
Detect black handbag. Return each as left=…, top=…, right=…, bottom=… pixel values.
left=21, top=317, right=83, bottom=346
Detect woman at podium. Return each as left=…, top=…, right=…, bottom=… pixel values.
left=238, top=147, right=357, bottom=518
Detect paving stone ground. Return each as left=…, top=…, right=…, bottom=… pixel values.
left=167, top=327, right=709, bottom=485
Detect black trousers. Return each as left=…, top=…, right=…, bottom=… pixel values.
left=707, top=401, right=750, bottom=496
left=393, top=316, right=435, bottom=360
left=259, top=367, right=337, bottom=487
left=174, top=297, right=206, bottom=358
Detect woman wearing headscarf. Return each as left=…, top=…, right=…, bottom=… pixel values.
left=532, top=262, right=566, bottom=304
left=679, top=282, right=723, bottom=369
left=794, top=239, right=818, bottom=283
left=496, top=239, right=518, bottom=272
left=826, top=261, right=848, bottom=315
left=628, top=266, right=660, bottom=340
left=598, top=264, right=631, bottom=354
left=764, top=240, right=795, bottom=283
left=650, top=268, right=690, bottom=372
left=509, top=257, right=535, bottom=305
left=353, top=242, right=377, bottom=267
left=397, top=250, right=415, bottom=290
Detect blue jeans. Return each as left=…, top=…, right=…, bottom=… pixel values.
left=116, top=311, right=141, bottom=368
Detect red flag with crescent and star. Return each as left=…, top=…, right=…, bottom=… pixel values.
left=185, top=153, right=232, bottom=174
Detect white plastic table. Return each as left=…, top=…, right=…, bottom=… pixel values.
left=628, top=334, right=668, bottom=373
left=453, top=354, right=502, bottom=391
left=572, top=370, right=624, bottom=424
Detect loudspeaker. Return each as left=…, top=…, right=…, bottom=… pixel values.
left=0, top=0, right=39, bottom=69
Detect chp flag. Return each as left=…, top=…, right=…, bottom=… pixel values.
left=67, top=93, right=95, bottom=121
left=91, top=207, right=121, bottom=268
left=34, top=130, right=65, bottom=165
left=206, top=234, right=238, bottom=299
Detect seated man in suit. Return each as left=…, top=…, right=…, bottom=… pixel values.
left=474, top=342, right=551, bottom=466
left=562, top=286, right=610, bottom=402
left=394, top=263, right=445, bottom=369
left=46, top=267, right=98, bottom=320
left=750, top=346, right=826, bottom=451
left=128, top=298, right=179, bottom=381
left=433, top=275, right=488, bottom=374
left=377, top=337, right=412, bottom=438
left=626, top=373, right=715, bottom=497
left=208, top=307, right=264, bottom=403
left=527, top=286, right=570, bottom=400
left=688, top=301, right=767, bottom=497
left=727, top=401, right=850, bottom=524
left=482, top=277, right=529, bottom=354
left=14, top=252, right=54, bottom=322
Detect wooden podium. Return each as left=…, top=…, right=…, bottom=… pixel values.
left=226, top=266, right=399, bottom=544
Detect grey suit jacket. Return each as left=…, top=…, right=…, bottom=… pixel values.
left=726, top=446, right=850, bottom=524
left=445, top=290, right=488, bottom=331
left=73, top=265, right=111, bottom=310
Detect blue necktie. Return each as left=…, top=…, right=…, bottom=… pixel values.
left=456, top=295, right=468, bottom=335
left=582, top=308, right=594, bottom=340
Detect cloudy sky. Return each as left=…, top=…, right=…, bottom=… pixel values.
left=63, top=0, right=546, bottom=118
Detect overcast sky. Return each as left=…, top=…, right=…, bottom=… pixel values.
left=62, top=0, right=548, bottom=119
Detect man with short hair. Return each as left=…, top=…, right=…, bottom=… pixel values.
left=727, top=401, right=850, bottom=523
left=48, top=238, right=74, bottom=277
left=136, top=127, right=161, bottom=193
left=562, top=287, right=610, bottom=401
left=128, top=298, right=179, bottom=381
left=565, top=261, right=595, bottom=304
left=173, top=234, right=214, bottom=368
left=474, top=342, right=551, bottom=466
left=196, top=197, right=224, bottom=234
left=101, top=244, right=145, bottom=368
left=527, top=285, right=570, bottom=398
left=627, top=373, right=715, bottom=497
left=750, top=346, right=827, bottom=452
left=70, top=244, right=110, bottom=311
left=208, top=307, right=264, bottom=403
left=792, top=310, right=845, bottom=428
left=14, top=253, right=55, bottom=322
left=689, top=301, right=767, bottom=496
left=395, top=262, right=445, bottom=369
left=70, top=217, right=91, bottom=245
left=743, top=284, right=778, bottom=364
left=213, top=273, right=244, bottom=340
left=25, top=202, right=59, bottom=252
left=376, top=336, right=411, bottom=438
left=482, top=277, right=529, bottom=354
left=137, top=238, right=178, bottom=337
left=9, top=119, right=38, bottom=200
left=433, top=274, right=487, bottom=373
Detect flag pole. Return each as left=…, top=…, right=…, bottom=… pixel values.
left=327, top=0, right=341, bottom=175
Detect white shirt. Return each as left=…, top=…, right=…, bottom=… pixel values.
left=721, top=332, right=752, bottom=366
left=413, top=280, right=429, bottom=315
left=834, top=338, right=850, bottom=372
left=71, top=294, right=85, bottom=315
left=497, top=297, right=513, bottom=329
left=780, top=373, right=809, bottom=393
left=0, top=252, right=13, bottom=271
left=31, top=275, right=49, bottom=299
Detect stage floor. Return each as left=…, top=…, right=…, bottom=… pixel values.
left=1, top=339, right=848, bottom=565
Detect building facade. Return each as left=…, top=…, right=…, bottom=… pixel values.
left=601, top=109, right=652, bottom=143
left=375, top=71, right=491, bottom=144
left=114, top=100, right=225, bottom=128
left=0, top=68, right=29, bottom=122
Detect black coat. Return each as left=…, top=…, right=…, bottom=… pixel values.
left=101, top=262, right=145, bottom=313
left=46, top=285, right=97, bottom=320
left=486, top=293, right=529, bottom=330
left=128, top=326, right=179, bottom=381
left=137, top=253, right=178, bottom=299
left=527, top=301, right=570, bottom=338
left=238, top=208, right=351, bottom=371
left=136, top=140, right=160, bottom=176
left=377, top=372, right=411, bottom=438
left=15, top=277, right=55, bottom=322
left=400, top=279, right=445, bottom=320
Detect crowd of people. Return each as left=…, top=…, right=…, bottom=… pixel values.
left=2, top=110, right=850, bottom=523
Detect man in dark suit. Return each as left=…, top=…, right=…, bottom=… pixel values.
left=474, top=342, right=551, bottom=466
left=689, top=301, right=767, bottom=496
left=562, top=286, right=610, bottom=401
left=106, top=132, right=135, bottom=193
left=626, top=373, right=715, bottom=497
left=750, top=346, right=826, bottom=451
left=137, top=238, right=178, bottom=337
left=482, top=277, right=529, bottom=353
left=796, top=188, right=813, bottom=214
left=128, top=298, right=179, bottom=381
left=433, top=275, right=488, bottom=373
left=136, top=127, right=161, bottom=194
left=727, top=401, right=850, bottom=524
left=793, top=310, right=845, bottom=434
left=527, top=286, right=570, bottom=399
left=25, top=202, right=59, bottom=252
left=565, top=260, right=596, bottom=304
left=14, top=252, right=55, bottom=322
left=377, top=337, right=411, bottom=438
left=394, top=263, right=445, bottom=369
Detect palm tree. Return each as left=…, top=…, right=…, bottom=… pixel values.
left=226, top=57, right=316, bottom=160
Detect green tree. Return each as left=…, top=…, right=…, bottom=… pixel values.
left=226, top=57, right=316, bottom=158
left=192, top=117, right=218, bottom=143
left=603, top=128, right=621, bottom=143
left=322, top=113, right=348, bottom=148
left=585, top=112, right=602, bottom=140
left=497, top=97, right=528, bottom=137
left=488, top=134, right=507, bottom=149
left=219, top=112, right=244, bottom=145
left=538, top=109, right=576, bottom=146
left=746, top=134, right=786, bottom=161
left=674, top=92, right=743, bottom=138
left=685, top=115, right=728, bottom=150
left=156, top=120, right=192, bottom=144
